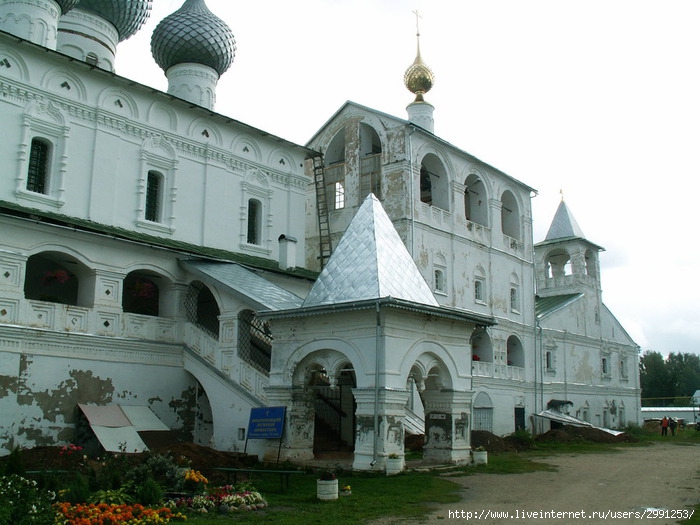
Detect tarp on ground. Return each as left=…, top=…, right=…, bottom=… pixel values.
left=77, top=404, right=169, bottom=453
left=534, top=409, right=624, bottom=436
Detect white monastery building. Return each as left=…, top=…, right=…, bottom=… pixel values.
left=0, top=0, right=640, bottom=469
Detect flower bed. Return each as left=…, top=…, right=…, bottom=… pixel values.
left=167, top=485, right=267, bottom=514
left=54, top=502, right=187, bottom=524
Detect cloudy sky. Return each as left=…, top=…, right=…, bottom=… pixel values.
left=116, top=1, right=699, bottom=356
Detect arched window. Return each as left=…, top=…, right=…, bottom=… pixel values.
left=509, top=273, right=520, bottom=313
left=434, top=269, right=445, bottom=293
left=122, top=271, right=160, bottom=316
left=474, top=266, right=486, bottom=304
left=247, top=199, right=262, bottom=245
left=185, top=281, right=220, bottom=340
left=238, top=309, right=272, bottom=374
left=27, top=138, right=51, bottom=194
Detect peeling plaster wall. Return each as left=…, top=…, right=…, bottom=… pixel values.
left=0, top=350, right=200, bottom=454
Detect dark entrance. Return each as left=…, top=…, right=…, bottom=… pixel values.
left=514, top=407, right=525, bottom=431
left=312, top=368, right=356, bottom=454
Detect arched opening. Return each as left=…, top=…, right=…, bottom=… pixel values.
left=506, top=335, right=524, bottom=367
left=24, top=252, right=87, bottom=306
left=419, top=154, right=449, bottom=210
left=584, top=249, right=597, bottom=277
left=472, top=392, right=494, bottom=432
left=185, top=280, right=220, bottom=340
left=238, top=309, right=272, bottom=374
left=545, top=248, right=572, bottom=278
left=122, top=270, right=161, bottom=316
left=471, top=328, right=493, bottom=364
left=359, top=122, right=382, bottom=201
left=464, top=174, right=487, bottom=226
left=311, top=364, right=357, bottom=456
left=325, top=129, right=346, bottom=210
left=500, top=190, right=520, bottom=240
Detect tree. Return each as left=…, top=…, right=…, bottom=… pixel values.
left=639, top=351, right=671, bottom=406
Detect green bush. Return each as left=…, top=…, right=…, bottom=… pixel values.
left=65, top=473, right=90, bottom=504
left=0, top=475, right=55, bottom=525
left=3, top=447, right=25, bottom=476
left=136, top=478, right=163, bottom=505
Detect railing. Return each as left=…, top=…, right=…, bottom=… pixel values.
left=503, top=234, right=523, bottom=252
left=472, top=361, right=525, bottom=381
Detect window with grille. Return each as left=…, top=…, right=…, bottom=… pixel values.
left=27, top=138, right=50, bottom=194
left=145, top=171, right=162, bottom=222
left=238, top=309, right=272, bottom=374
left=185, top=281, right=220, bottom=339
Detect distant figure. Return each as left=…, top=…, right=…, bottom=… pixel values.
left=669, top=418, right=678, bottom=436
left=661, top=416, right=669, bottom=436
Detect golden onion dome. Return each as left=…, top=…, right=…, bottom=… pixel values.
left=403, top=14, right=434, bottom=102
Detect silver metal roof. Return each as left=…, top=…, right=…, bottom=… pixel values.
left=545, top=199, right=586, bottom=241
left=303, top=194, right=438, bottom=308
left=181, top=260, right=303, bottom=311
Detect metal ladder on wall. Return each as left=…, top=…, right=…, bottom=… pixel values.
left=312, top=154, right=333, bottom=268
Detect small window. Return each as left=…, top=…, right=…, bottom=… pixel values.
left=602, top=357, right=609, bottom=376
left=27, top=138, right=50, bottom=194
left=334, top=181, right=345, bottom=210
left=474, top=279, right=484, bottom=302
left=545, top=351, right=552, bottom=370
left=434, top=269, right=445, bottom=293
left=145, top=171, right=162, bottom=222
left=247, top=199, right=262, bottom=245
left=510, top=286, right=519, bottom=312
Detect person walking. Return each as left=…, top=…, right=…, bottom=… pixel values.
left=669, top=417, right=677, bottom=436
left=661, top=416, right=669, bottom=436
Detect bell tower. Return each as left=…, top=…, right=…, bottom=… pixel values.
left=534, top=197, right=605, bottom=303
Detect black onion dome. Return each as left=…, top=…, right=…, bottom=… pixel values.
left=76, top=0, right=152, bottom=41
left=151, top=0, right=235, bottom=77
left=55, top=0, right=80, bottom=15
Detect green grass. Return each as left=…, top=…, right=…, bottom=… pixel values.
left=178, top=426, right=700, bottom=524
left=181, top=469, right=462, bottom=524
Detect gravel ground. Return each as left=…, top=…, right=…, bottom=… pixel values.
left=373, top=441, right=700, bottom=525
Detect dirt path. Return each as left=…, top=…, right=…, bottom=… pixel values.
left=374, top=442, right=700, bottom=525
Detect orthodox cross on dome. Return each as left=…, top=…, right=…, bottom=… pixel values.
left=404, top=9, right=434, bottom=102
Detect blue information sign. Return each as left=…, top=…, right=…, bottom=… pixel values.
left=247, top=406, right=286, bottom=439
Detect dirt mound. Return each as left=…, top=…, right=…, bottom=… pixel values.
left=1, top=442, right=257, bottom=485
left=536, top=425, right=636, bottom=443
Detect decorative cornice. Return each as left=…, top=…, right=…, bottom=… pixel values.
left=0, top=77, right=308, bottom=191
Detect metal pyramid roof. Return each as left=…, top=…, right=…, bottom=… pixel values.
left=545, top=199, right=586, bottom=241
left=303, top=194, right=438, bottom=308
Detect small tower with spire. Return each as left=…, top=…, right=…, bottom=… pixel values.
left=534, top=197, right=605, bottom=304
left=404, top=10, right=435, bottom=133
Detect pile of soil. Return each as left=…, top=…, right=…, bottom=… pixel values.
left=536, top=424, right=636, bottom=443
left=0, top=442, right=258, bottom=485
left=471, top=425, right=635, bottom=453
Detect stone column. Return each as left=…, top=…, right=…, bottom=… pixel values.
left=264, top=385, right=314, bottom=462
left=422, top=389, right=473, bottom=465
left=352, top=387, right=410, bottom=471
